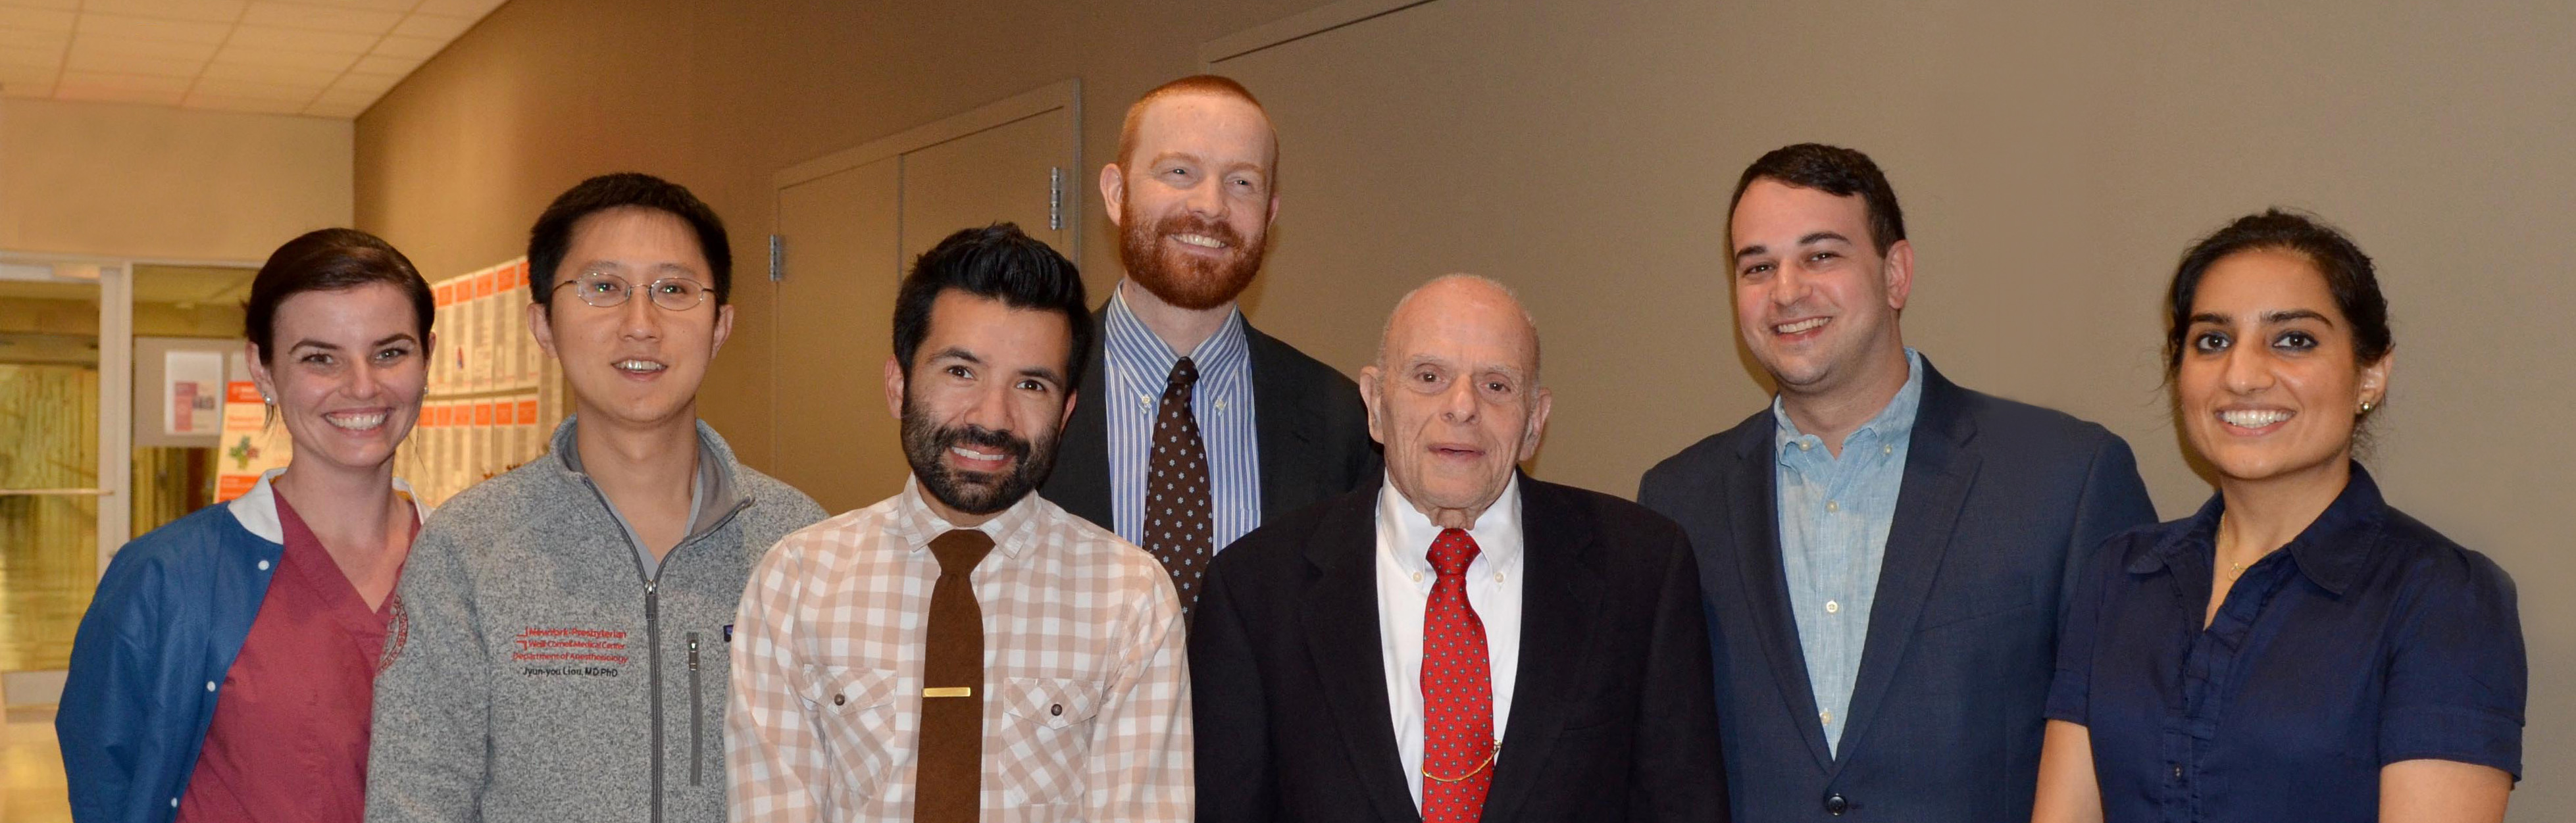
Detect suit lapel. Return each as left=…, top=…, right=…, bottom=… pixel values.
left=1480, top=476, right=1605, bottom=823
left=1724, top=422, right=1836, bottom=771
left=1042, top=307, right=1115, bottom=529
left=1248, top=323, right=1321, bottom=522
left=1298, top=487, right=1421, bottom=823
left=1828, top=364, right=1979, bottom=774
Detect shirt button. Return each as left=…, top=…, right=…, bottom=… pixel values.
left=1823, top=793, right=1850, bottom=815
left=832, top=693, right=846, bottom=707
left=1882, top=444, right=1894, bottom=455
left=1798, top=441, right=1813, bottom=451
left=205, top=681, right=217, bottom=692
left=2173, top=765, right=2184, bottom=778
left=1826, top=500, right=1840, bottom=512
left=257, top=559, right=270, bottom=571
left=1411, top=572, right=1423, bottom=583
left=1820, top=710, right=1833, bottom=726
left=1825, top=600, right=1840, bottom=614
left=172, top=798, right=180, bottom=808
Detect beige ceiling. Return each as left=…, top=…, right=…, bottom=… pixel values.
left=0, top=0, right=507, bottom=119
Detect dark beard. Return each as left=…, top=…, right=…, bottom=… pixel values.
left=1119, top=209, right=1266, bottom=310
left=899, top=396, right=1059, bottom=516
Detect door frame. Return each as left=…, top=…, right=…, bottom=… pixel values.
left=1201, top=0, right=1438, bottom=68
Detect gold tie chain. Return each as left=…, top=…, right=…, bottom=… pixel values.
left=1423, top=742, right=1501, bottom=784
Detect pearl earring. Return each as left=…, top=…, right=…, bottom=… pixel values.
left=2358, top=401, right=2374, bottom=414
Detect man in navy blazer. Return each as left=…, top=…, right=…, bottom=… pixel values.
left=1639, top=144, right=2156, bottom=822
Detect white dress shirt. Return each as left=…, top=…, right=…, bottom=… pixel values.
left=1373, top=474, right=1525, bottom=809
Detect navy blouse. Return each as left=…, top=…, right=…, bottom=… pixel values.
left=2047, top=464, right=2525, bottom=822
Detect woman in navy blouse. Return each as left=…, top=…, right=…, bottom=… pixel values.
left=2031, top=210, right=2525, bottom=823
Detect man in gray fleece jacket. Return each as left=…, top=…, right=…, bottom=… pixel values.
left=368, top=173, right=827, bottom=823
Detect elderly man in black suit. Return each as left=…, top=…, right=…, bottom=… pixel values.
left=1044, top=74, right=1377, bottom=616
left=1193, top=274, right=1727, bottom=823
left=1637, top=143, right=2157, bottom=821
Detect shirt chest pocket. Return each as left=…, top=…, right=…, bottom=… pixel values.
left=994, top=676, right=1103, bottom=809
left=801, top=664, right=899, bottom=803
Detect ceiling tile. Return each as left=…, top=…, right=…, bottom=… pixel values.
left=240, top=2, right=403, bottom=34
left=412, top=0, right=505, bottom=16
left=346, top=52, right=417, bottom=74
left=0, top=0, right=80, bottom=11
left=210, top=43, right=357, bottom=70
left=71, top=35, right=222, bottom=62
left=76, top=13, right=234, bottom=45
left=191, top=76, right=322, bottom=102
left=0, top=61, right=54, bottom=83
left=0, top=7, right=76, bottom=32
left=225, top=25, right=380, bottom=53
left=80, top=0, right=251, bottom=25
left=303, top=100, right=365, bottom=118
left=291, top=0, right=418, bottom=11
left=197, top=60, right=338, bottom=86
left=184, top=91, right=309, bottom=114
left=310, top=84, right=370, bottom=106
left=327, top=68, right=398, bottom=93
left=366, top=34, right=443, bottom=60
left=390, top=13, right=473, bottom=40
left=55, top=84, right=187, bottom=105
left=64, top=49, right=207, bottom=78
left=0, top=27, right=66, bottom=49
left=58, top=69, right=195, bottom=93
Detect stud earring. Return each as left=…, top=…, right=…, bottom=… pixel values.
left=2358, top=401, right=2375, bottom=414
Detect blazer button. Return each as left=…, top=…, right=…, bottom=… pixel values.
left=1823, top=793, right=1850, bottom=815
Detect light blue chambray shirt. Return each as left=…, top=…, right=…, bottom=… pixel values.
left=1102, top=282, right=1263, bottom=572
left=1775, top=347, right=1923, bottom=755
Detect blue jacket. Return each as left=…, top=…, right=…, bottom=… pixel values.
left=56, top=471, right=423, bottom=822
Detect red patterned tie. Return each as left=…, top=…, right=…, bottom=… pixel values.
left=1421, top=528, right=1495, bottom=823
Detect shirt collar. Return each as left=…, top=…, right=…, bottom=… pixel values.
left=226, top=466, right=432, bottom=545
left=890, top=476, right=1042, bottom=559
left=1375, top=472, right=1525, bottom=577
left=2131, top=462, right=2387, bottom=596
left=1773, top=347, right=1925, bottom=460
left=1104, top=280, right=1252, bottom=384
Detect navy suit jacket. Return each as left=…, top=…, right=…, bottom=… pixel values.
left=1637, top=359, right=2155, bottom=822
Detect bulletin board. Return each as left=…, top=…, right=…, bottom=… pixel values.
left=397, top=258, right=568, bottom=507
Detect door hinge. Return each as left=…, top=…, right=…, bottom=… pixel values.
left=768, top=234, right=784, bottom=283
left=1048, top=167, right=1064, bottom=231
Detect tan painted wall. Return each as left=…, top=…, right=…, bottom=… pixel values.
left=0, top=98, right=350, bottom=262
left=355, top=0, right=2571, bottom=812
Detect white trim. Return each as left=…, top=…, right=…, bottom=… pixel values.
left=94, top=263, right=132, bottom=570
left=771, top=79, right=1082, bottom=189
left=1200, top=0, right=1439, bottom=68
left=225, top=468, right=432, bottom=545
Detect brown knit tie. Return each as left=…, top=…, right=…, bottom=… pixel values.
left=1144, top=356, right=1215, bottom=616
left=916, top=528, right=995, bottom=822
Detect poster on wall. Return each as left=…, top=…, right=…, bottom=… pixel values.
left=214, top=382, right=291, bottom=501
left=163, top=351, right=225, bottom=437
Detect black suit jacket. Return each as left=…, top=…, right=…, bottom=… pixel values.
left=1636, top=358, right=2156, bottom=822
left=1042, top=309, right=1379, bottom=536
left=1192, top=475, right=1729, bottom=823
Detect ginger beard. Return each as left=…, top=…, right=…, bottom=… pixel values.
left=1119, top=209, right=1268, bottom=310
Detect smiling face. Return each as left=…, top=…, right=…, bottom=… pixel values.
left=1100, top=91, right=1278, bottom=310
left=2177, top=248, right=2389, bottom=485
left=882, top=290, right=1077, bottom=521
left=1729, top=178, right=1913, bottom=397
left=1360, top=278, right=1552, bottom=524
left=247, top=282, right=430, bottom=476
left=530, top=207, right=734, bottom=430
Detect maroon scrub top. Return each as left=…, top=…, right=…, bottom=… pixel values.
left=178, top=490, right=415, bottom=823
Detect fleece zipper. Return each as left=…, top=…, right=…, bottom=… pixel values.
left=687, top=632, right=703, bottom=786
left=575, top=472, right=751, bottom=823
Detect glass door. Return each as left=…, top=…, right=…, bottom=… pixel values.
left=0, top=260, right=125, bottom=674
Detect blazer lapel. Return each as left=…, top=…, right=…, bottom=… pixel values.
left=1042, top=307, right=1115, bottom=529
left=1723, top=422, right=1836, bottom=772
left=1828, top=363, right=1979, bottom=775
left=1248, top=323, right=1322, bottom=522
left=1479, top=476, right=1605, bottom=823
left=1298, top=487, right=1421, bottom=823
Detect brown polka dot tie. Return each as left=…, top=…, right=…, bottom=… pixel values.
left=1144, top=357, right=1214, bottom=616
left=1421, top=528, right=1494, bottom=823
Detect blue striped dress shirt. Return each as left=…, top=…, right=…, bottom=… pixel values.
left=1101, top=283, right=1263, bottom=555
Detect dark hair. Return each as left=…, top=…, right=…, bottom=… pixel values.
left=2163, top=209, right=2393, bottom=377
left=244, top=228, right=433, bottom=363
left=893, top=222, right=1093, bottom=391
left=526, top=172, right=732, bottom=307
left=1728, top=143, right=1907, bottom=255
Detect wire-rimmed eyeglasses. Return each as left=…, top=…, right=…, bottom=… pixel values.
left=551, top=272, right=712, bottom=311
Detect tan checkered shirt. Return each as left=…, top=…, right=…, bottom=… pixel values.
left=727, top=478, right=1192, bottom=822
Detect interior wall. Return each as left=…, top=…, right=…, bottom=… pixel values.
left=352, top=0, right=1339, bottom=466
left=356, top=0, right=2570, bottom=811
left=0, top=98, right=351, bottom=262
